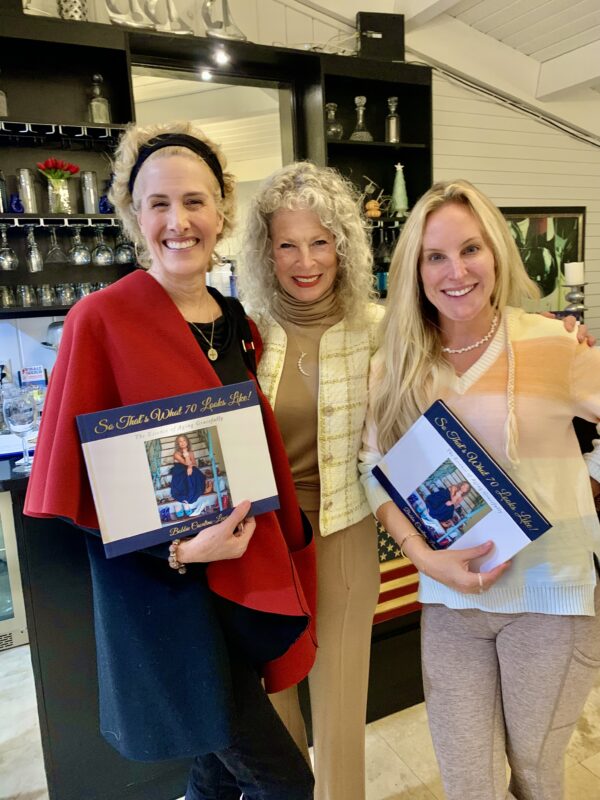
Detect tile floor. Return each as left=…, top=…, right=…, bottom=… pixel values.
left=2, top=643, right=600, bottom=800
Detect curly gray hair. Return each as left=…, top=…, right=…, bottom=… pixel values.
left=109, top=120, right=236, bottom=268
left=238, top=161, right=376, bottom=324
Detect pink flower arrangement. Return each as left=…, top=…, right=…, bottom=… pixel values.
left=37, top=158, right=80, bottom=180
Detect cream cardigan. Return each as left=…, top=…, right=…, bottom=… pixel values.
left=257, top=302, right=384, bottom=536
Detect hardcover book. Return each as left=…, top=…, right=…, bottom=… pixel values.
left=77, top=381, right=279, bottom=557
left=373, top=400, right=552, bottom=572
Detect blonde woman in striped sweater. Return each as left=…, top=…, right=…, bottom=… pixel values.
left=360, top=179, right=600, bottom=800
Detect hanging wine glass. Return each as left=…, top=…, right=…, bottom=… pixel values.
left=46, top=227, right=67, bottom=264
left=0, top=224, right=19, bottom=271
left=25, top=226, right=44, bottom=273
left=114, top=229, right=135, bottom=265
left=349, top=96, right=373, bottom=142
left=68, top=226, right=91, bottom=266
left=3, top=388, right=38, bottom=474
left=91, top=226, right=114, bottom=266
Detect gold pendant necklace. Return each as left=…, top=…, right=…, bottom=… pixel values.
left=189, top=317, right=218, bottom=361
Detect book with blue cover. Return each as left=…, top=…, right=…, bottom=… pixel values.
left=77, top=380, right=279, bottom=557
left=372, top=400, right=552, bottom=572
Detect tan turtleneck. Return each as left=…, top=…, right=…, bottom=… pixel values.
left=272, top=286, right=343, bottom=512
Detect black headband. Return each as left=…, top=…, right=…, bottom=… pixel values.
left=128, top=134, right=225, bottom=197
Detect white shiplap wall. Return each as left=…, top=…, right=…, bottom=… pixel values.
left=431, top=73, right=600, bottom=333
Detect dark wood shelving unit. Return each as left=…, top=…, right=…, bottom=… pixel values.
left=0, top=3, right=432, bottom=795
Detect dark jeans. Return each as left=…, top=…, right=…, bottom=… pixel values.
left=185, top=651, right=314, bottom=800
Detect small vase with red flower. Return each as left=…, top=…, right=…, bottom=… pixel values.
left=37, top=158, right=80, bottom=215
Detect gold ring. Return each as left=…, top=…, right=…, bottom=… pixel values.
left=478, top=572, right=484, bottom=593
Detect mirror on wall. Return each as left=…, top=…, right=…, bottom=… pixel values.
left=131, top=66, right=293, bottom=269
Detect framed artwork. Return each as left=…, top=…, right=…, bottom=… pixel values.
left=500, top=207, right=585, bottom=313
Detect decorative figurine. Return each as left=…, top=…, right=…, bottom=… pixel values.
left=9, top=193, right=24, bottom=214
left=390, top=162, right=408, bottom=218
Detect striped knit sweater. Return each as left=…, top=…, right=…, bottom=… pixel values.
left=360, top=307, right=600, bottom=616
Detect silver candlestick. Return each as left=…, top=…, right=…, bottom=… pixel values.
left=563, top=282, right=587, bottom=315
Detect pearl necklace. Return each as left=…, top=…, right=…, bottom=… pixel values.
left=441, top=312, right=499, bottom=355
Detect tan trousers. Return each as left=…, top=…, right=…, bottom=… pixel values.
left=269, top=511, right=381, bottom=800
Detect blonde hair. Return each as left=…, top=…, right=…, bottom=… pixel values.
left=109, top=121, right=236, bottom=269
left=373, top=179, right=539, bottom=453
left=238, top=161, right=376, bottom=325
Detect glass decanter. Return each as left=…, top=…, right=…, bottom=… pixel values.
left=349, top=95, right=373, bottom=142
left=325, top=102, right=344, bottom=141
left=385, top=96, right=400, bottom=143
left=88, top=74, right=111, bottom=125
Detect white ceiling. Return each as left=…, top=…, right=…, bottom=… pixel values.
left=446, top=0, right=600, bottom=95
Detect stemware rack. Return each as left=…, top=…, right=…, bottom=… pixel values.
left=0, top=121, right=126, bottom=148
left=0, top=112, right=133, bottom=317
left=0, top=215, right=135, bottom=318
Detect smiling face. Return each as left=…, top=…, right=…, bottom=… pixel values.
left=270, top=207, right=338, bottom=303
left=134, top=154, right=223, bottom=284
left=419, top=202, right=496, bottom=334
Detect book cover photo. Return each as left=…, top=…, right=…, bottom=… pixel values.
left=373, top=400, right=552, bottom=572
left=77, top=381, right=279, bottom=557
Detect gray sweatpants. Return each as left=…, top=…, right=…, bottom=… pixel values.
left=421, top=586, right=600, bottom=800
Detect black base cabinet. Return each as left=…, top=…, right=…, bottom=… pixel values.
left=12, top=477, right=423, bottom=798
left=11, top=487, right=192, bottom=800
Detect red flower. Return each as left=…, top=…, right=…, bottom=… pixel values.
left=37, top=156, right=80, bottom=181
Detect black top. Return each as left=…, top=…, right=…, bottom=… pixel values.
left=188, top=287, right=251, bottom=386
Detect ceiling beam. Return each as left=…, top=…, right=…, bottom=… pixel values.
left=536, top=41, right=600, bottom=100
left=405, top=14, right=600, bottom=137
left=395, top=0, right=460, bottom=31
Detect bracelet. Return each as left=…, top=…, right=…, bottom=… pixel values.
left=168, top=539, right=187, bottom=575
left=399, top=531, right=423, bottom=559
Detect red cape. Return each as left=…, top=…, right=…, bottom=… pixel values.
left=25, top=270, right=316, bottom=692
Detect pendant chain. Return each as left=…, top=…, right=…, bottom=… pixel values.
left=189, top=317, right=218, bottom=362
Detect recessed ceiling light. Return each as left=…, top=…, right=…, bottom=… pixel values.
left=200, top=69, right=212, bottom=81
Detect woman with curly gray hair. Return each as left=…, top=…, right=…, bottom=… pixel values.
left=238, top=161, right=382, bottom=800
